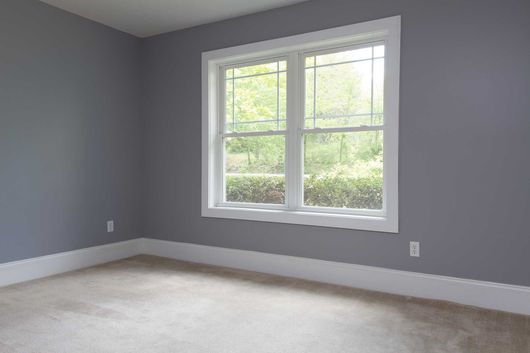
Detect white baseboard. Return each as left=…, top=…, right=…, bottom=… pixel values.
left=2, top=237, right=529, bottom=316
left=0, top=239, right=141, bottom=287
left=139, top=238, right=530, bottom=316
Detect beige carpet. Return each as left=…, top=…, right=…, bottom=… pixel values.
left=0, top=255, right=528, bottom=353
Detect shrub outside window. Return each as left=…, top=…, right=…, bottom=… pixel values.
left=202, top=16, right=400, bottom=232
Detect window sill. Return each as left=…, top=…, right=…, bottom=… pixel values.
left=202, top=205, right=398, bottom=233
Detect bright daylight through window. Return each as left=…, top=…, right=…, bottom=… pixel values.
left=203, top=17, right=400, bottom=232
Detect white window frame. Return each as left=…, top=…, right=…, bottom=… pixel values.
left=202, top=16, right=400, bottom=233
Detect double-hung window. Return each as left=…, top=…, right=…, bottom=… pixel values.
left=202, top=16, right=400, bottom=232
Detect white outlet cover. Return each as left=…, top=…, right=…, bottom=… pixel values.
left=107, top=220, right=114, bottom=233
left=410, top=241, right=420, bottom=257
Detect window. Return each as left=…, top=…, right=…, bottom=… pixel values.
left=202, top=16, right=400, bottom=232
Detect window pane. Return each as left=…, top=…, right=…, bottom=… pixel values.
left=305, top=68, right=314, bottom=125
left=315, top=46, right=372, bottom=66
left=304, top=45, right=384, bottom=129
left=374, top=45, right=385, bottom=58
left=225, top=60, right=286, bottom=133
left=303, top=131, right=383, bottom=210
left=279, top=71, right=287, bottom=122
left=225, top=135, right=285, bottom=204
left=234, top=62, right=283, bottom=77
left=373, top=58, right=384, bottom=119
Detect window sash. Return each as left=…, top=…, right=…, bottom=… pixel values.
left=221, top=133, right=287, bottom=205
left=217, top=44, right=386, bottom=215
left=302, top=43, right=384, bottom=131
left=301, top=129, right=384, bottom=212
left=220, top=57, right=288, bottom=135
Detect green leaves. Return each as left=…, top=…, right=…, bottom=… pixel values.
left=226, top=175, right=285, bottom=204
left=226, top=174, right=382, bottom=209
left=303, top=174, right=382, bottom=209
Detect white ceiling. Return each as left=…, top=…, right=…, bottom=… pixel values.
left=39, top=0, right=308, bottom=38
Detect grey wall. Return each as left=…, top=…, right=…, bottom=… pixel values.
left=141, top=0, right=530, bottom=286
left=0, top=0, right=143, bottom=263
left=1, top=0, right=529, bottom=287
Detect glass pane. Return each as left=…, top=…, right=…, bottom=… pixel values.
left=374, top=45, right=385, bottom=58
left=232, top=74, right=276, bottom=130
left=234, top=62, right=282, bottom=77
left=373, top=58, right=384, bottom=123
left=303, top=131, right=383, bottom=210
left=304, top=45, right=385, bottom=129
left=225, top=135, right=285, bottom=204
left=279, top=71, right=287, bottom=121
left=305, top=69, right=315, bottom=127
left=225, top=77, right=234, bottom=125
left=225, top=60, right=287, bottom=133
left=315, top=46, right=372, bottom=66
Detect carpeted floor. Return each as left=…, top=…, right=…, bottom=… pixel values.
left=0, top=255, right=528, bottom=353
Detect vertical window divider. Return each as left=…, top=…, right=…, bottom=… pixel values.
left=286, top=52, right=301, bottom=210
left=370, top=46, right=375, bottom=126
left=232, top=70, right=235, bottom=129
left=216, top=66, right=227, bottom=205
left=276, top=62, right=280, bottom=130
left=313, top=58, right=317, bottom=129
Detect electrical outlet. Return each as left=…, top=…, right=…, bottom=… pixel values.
left=410, top=241, right=420, bottom=257
left=107, top=220, right=114, bottom=233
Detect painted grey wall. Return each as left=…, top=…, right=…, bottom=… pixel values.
left=1, top=0, right=529, bottom=287
left=141, top=0, right=530, bottom=286
left=0, top=0, right=142, bottom=263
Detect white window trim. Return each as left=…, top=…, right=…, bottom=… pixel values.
left=202, top=16, right=400, bottom=233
